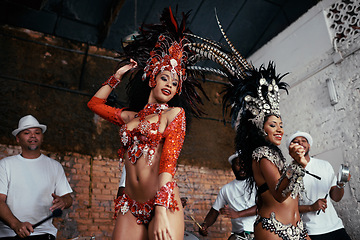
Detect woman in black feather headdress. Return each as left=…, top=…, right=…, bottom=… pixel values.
left=87, top=7, right=209, bottom=240
left=223, top=64, right=310, bottom=240
left=188, top=12, right=312, bottom=240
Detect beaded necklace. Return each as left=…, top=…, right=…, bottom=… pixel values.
left=135, top=103, right=169, bottom=120
left=119, top=103, right=169, bottom=166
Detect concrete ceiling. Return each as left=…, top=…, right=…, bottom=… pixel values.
left=0, top=0, right=318, bottom=57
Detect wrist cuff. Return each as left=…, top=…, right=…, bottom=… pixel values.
left=154, top=181, right=179, bottom=212
left=102, top=75, right=121, bottom=89
left=337, top=181, right=346, bottom=189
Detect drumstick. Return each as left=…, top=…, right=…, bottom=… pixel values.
left=305, top=170, right=321, bottom=180
left=16, top=209, right=62, bottom=238
left=190, top=216, right=202, bottom=229
left=33, top=208, right=62, bottom=228
left=317, top=193, right=328, bottom=215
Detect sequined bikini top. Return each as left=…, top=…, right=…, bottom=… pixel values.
left=118, top=103, right=169, bottom=166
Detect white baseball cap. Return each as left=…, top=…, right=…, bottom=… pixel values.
left=12, top=115, right=47, bottom=136
left=286, top=131, right=313, bottom=148
left=228, top=152, right=240, bottom=165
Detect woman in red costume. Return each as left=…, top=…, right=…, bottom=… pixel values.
left=88, top=7, right=209, bottom=240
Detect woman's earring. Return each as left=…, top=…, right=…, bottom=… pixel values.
left=261, top=129, right=268, bottom=136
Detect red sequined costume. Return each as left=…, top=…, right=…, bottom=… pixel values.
left=87, top=96, right=184, bottom=224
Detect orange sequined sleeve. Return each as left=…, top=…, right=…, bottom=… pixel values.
left=87, top=96, right=126, bottom=126
left=159, top=108, right=186, bottom=177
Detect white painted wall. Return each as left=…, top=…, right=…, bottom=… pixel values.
left=249, top=0, right=360, bottom=238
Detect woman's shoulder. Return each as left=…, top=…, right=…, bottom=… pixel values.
left=253, top=146, right=271, bottom=156
left=162, top=107, right=186, bottom=134
left=252, top=146, right=279, bottom=162
left=167, top=106, right=184, bottom=114
left=164, top=107, right=184, bottom=119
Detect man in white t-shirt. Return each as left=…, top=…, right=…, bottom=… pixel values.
left=287, top=131, right=351, bottom=240
left=198, top=152, right=257, bottom=240
left=0, top=115, right=73, bottom=239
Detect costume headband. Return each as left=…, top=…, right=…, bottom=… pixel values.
left=244, top=76, right=282, bottom=131
left=142, top=34, right=188, bottom=94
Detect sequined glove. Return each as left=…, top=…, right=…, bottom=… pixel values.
left=276, top=162, right=306, bottom=199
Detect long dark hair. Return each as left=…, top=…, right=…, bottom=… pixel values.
left=221, top=63, right=289, bottom=198
left=236, top=114, right=287, bottom=193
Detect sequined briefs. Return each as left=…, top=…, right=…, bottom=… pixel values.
left=255, top=212, right=308, bottom=240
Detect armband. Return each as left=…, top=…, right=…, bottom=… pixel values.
left=276, top=162, right=306, bottom=199
left=102, top=75, right=121, bottom=89
left=154, top=181, right=179, bottom=212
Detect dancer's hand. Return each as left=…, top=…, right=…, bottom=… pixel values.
left=153, top=206, right=173, bottom=240
left=114, top=59, right=138, bottom=80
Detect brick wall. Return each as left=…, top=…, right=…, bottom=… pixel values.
left=0, top=144, right=234, bottom=240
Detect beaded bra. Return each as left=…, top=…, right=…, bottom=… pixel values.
left=118, top=103, right=169, bottom=166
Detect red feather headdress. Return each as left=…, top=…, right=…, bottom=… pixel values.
left=141, top=7, right=190, bottom=94
left=142, top=34, right=188, bottom=94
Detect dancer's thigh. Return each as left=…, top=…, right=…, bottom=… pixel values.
left=112, top=212, right=148, bottom=240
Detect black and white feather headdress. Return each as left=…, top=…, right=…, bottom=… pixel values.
left=186, top=10, right=289, bottom=130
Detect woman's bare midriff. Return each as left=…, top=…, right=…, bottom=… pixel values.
left=258, top=190, right=301, bottom=225
left=122, top=145, right=165, bottom=203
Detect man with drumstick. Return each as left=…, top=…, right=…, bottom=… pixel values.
left=287, top=131, right=351, bottom=240
left=0, top=115, right=73, bottom=239
left=198, top=152, right=256, bottom=240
